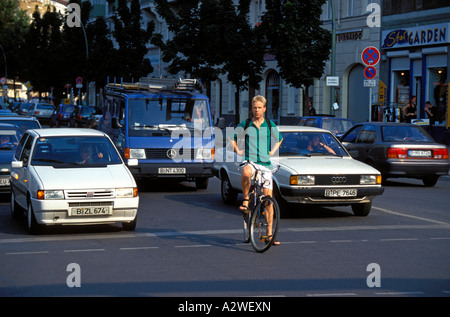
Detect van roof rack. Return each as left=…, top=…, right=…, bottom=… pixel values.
left=105, top=78, right=203, bottom=93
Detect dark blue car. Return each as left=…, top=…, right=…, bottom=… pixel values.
left=50, top=104, right=77, bottom=127
left=296, top=116, right=355, bottom=138
left=0, top=123, right=20, bottom=192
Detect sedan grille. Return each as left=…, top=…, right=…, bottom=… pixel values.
left=66, top=190, right=114, bottom=199
left=315, top=175, right=361, bottom=185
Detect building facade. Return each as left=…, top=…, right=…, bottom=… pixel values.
left=88, top=0, right=449, bottom=133
left=380, top=0, right=450, bottom=128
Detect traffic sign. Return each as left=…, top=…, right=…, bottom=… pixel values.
left=364, top=66, right=377, bottom=79
left=364, top=80, right=376, bottom=87
left=0, top=77, right=6, bottom=85
left=361, top=46, right=380, bottom=66
left=76, top=77, right=83, bottom=85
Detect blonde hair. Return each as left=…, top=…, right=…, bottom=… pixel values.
left=252, top=95, right=267, bottom=107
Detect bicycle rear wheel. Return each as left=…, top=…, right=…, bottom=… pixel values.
left=250, top=196, right=280, bottom=253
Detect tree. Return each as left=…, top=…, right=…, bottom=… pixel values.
left=0, top=0, right=29, bottom=84
left=218, top=0, right=265, bottom=123
left=152, top=0, right=223, bottom=84
left=262, top=0, right=332, bottom=112
left=112, top=0, right=154, bottom=81
left=153, top=0, right=265, bottom=123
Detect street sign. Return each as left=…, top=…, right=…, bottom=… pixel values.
left=364, top=80, right=376, bottom=87
left=361, top=46, right=380, bottom=66
left=364, top=66, right=377, bottom=79
left=326, top=76, right=339, bottom=86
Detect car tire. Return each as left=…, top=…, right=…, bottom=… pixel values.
left=27, top=201, right=43, bottom=234
left=422, top=176, right=438, bottom=187
left=221, top=173, right=238, bottom=204
left=351, top=201, right=371, bottom=217
left=10, top=191, right=23, bottom=219
left=122, top=217, right=137, bottom=231
left=195, top=177, right=209, bottom=190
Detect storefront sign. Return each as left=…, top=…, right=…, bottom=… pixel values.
left=336, top=30, right=362, bottom=42
left=382, top=23, right=450, bottom=49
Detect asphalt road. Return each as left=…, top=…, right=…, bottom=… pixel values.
left=0, top=176, right=449, bottom=298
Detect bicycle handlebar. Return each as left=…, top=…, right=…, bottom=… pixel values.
left=239, top=160, right=279, bottom=174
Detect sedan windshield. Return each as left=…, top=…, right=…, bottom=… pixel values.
left=382, top=126, right=432, bottom=142
left=128, top=98, right=211, bottom=136
left=31, top=136, right=122, bottom=167
left=279, top=131, right=348, bottom=157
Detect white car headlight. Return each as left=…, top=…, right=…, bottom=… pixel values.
left=37, top=190, right=64, bottom=200
left=360, top=175, right=380, bottom=185
left=129, top=148, right=146, bottom=159
left=290, top=175, right=315, bottom=185
left=116, top=187, right=138, bottom=198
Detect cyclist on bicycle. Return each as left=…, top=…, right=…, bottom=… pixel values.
left=230, top=95, right=283, bottom=245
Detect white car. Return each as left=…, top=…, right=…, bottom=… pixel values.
left=10, top=128, right=139, bottom=234
left=213, top=126, right=384, bottom=217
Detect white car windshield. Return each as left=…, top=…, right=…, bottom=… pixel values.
left=279, top=131, right=348, bottom=157
left=31, top=136, right=122, bottom=167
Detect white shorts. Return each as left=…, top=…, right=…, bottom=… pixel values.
left=243, top=162, right=273, bottom=190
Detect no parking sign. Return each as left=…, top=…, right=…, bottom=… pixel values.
left=361, top=46, right=380, bottom=66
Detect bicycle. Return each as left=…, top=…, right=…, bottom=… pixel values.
left=240, top=161, right=280, bottom=253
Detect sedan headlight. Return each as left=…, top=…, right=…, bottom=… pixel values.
left=37, top=190, right=64, bottom=200
left=126, top=148, right=146, bottom=159
left=360, top=175, right=381, bottom=185
left=290, top=175, right=315, bottom=185
left=116, top=187, right=138, bottom=198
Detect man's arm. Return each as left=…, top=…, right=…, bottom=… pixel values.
left=269, top=139, right=283, bottom=156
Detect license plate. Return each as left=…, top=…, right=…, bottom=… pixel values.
left=71, top=207, right=111, bottom=216
left=408, top=150, right=431, bottom=158
left=158, top=167, right=186, bottom=174
left=324, top=189, right=357, bottom=197
left=0, top=177, right=10, bottom=186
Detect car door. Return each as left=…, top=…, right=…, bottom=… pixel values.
left=353, top=125, right=378, bottom=163
left=13, top=133, right=34, bottom=209
left=340, top=124, right=363, bottom=158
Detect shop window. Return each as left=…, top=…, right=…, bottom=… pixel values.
left=394, top=70, right=410, bottom=107
left=428, top=67, right=447, bottom=123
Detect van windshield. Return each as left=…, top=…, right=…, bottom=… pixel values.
left=128, top=98, right=211, bottom=136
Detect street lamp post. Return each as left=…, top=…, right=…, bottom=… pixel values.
left=0, top=43, right=7, bottom=104
left=330, top=0, right=336, bottom=116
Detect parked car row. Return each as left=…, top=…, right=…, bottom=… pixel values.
left=4, top=101, right=98, bottom=128
left=49, top=105, right=98, bottom=128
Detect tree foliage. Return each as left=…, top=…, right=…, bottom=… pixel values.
left=262, top=0, right=331, bottom=88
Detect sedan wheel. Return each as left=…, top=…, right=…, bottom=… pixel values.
left=221, top=173, right=238, bottom=204
left=10, top=191, right=23, bottom=219
left=27, top=202, right=42, bottom=234
left=351, top=201, right=371, bottom=217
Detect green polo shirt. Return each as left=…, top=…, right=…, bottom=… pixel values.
left=233, top=119, right=283, bottom=168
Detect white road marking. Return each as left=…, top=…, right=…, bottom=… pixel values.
left=63, top=248, right=105, bottom=253
left=6, top=251, right=49, bottom=255
left=372, top=206, right=448, bottom=225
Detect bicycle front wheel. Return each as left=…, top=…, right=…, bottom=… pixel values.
left=250, top=196, right=280, bottom=253
left=243, top=192, right=256, bottom=243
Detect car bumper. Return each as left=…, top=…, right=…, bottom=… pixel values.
left=31, top=197, right=139, bottom=225
left=128, top=162, right=214, bottom=180
left=279, top=185, right=384, bottom=205
left=382, top=160, right=450, bottom=177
